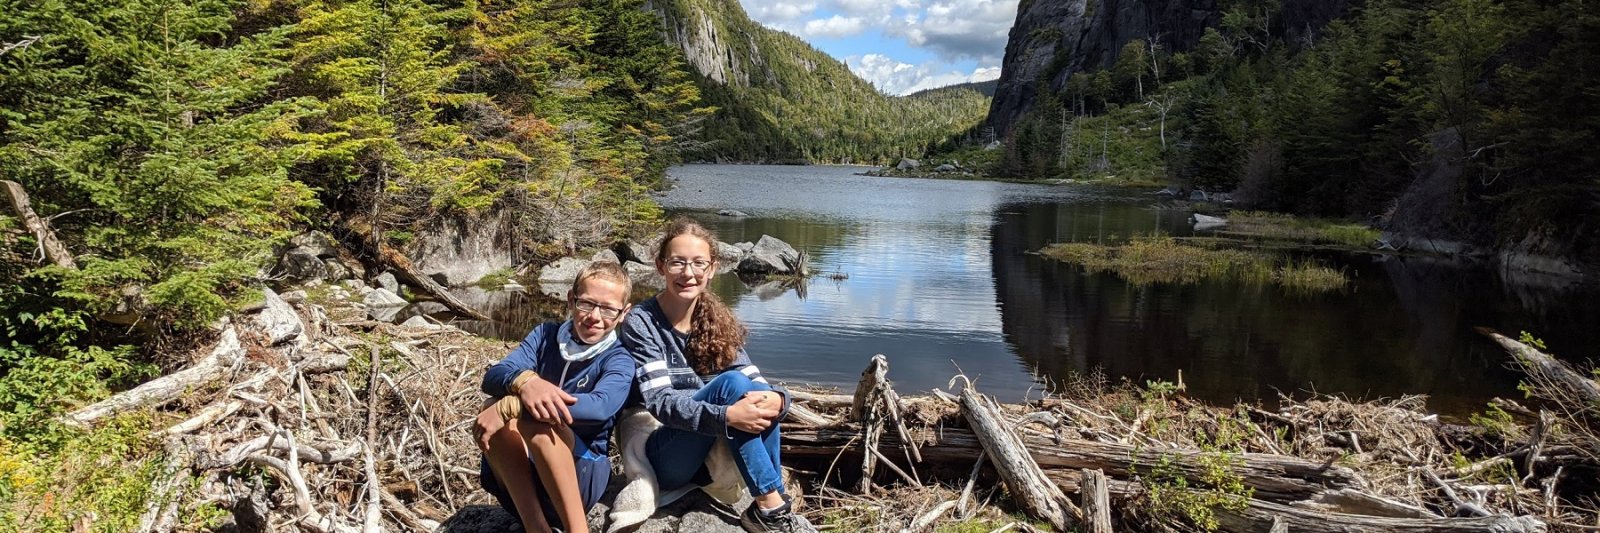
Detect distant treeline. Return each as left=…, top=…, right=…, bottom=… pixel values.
left=997, top=0, right=1598, bottom=262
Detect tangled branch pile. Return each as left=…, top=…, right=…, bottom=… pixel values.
left=43, top=284, right=1600, bottom=533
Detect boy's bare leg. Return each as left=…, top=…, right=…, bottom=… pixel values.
left=485, top=416, right=555, bottom=533
left=523, top=421, right=587, bottom=533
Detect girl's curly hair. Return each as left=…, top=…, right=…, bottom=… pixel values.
left=654, top=217, right=747, bottom=375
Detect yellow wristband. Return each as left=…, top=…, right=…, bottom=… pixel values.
left=496, top=395, right=523, bottom=421
left=508, top=371, right=536, bottom=395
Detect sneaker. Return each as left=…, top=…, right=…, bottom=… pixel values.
left=739, top=495, right=818, bottom=533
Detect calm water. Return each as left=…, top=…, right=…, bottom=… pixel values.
left=466, top=164, right=1600, bottom=414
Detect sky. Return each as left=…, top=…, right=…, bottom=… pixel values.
left=737, top=0, right=1017, bottom=96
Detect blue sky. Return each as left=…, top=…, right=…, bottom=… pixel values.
left=736, top=0, right=1017, bottom=96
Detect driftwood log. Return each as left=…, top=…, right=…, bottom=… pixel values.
left=958, top=379, right=1082, bottom=531
left=65, top=324, right=247, bottom=427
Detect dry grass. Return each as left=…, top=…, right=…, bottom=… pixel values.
left=1040, top=237, right=1348, bottom=292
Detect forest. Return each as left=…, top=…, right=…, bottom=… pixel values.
left=994, top=0, right=1599, bottom=266
left=0, top=0, right=706, bottom=480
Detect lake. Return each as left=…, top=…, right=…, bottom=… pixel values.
left=468, top=164, right=1600, bottom=415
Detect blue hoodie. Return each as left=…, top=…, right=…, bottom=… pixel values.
left=481, top=321, right=637, bottom=460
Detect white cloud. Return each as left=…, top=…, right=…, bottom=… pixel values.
left=743, top=1, right=817, bottom=24
left=848, top=53, right=1002, bottom=96
left=801, top=15, right=868, bottom=38
left=890, top=0, right=1015, bottom=61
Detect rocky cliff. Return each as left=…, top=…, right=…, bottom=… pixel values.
left=987, top=0, right=1351, bottom=136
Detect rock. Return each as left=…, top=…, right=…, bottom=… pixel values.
left=935, top=163, right=957, bottom=172
left=363, top=288, right=407, bottom=309
left=895, top=158, right=920, bottom=170
left=539, top=257, right=590, bottom=282
left=253, top=288, right=304, bottom=346
left=374, top=272, right=400, bottom=295
left=592, top=249, right=621, bottom=264
left=714, top=241, right=745, bottom=264
left=322, top=258, right=350, bottom=281
left=398, top=315, right=438, bottom=329
left=405, top=216, right=515, bottom=294
left=716, top=209, right=749, bottom=217
left=1188, top=190, right=1211, bottom=201
left=618, top=238, right=660, bottom=264
left=625, top=261, right=663, bottom=288
left=734, top=241, right=755, bottom=253
left=738, top=235, right=800, bottom=275
left=279, top=290, right=307, bottom=304
left=1191, top=214, right=1228, bottom=231
left=272, top=247, right=328, bottom=283
left=288, top=231, right=341, bottom=259
left=502, top=281, right=525, bottom=291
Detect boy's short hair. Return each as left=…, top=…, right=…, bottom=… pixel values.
left=572, top=261, right=632, bottom=301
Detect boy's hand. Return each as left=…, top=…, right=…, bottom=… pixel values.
left=728, top=395, right=780, bottom=433
left=473, top=401, right=505, bottom=452
left=518, top=375, right=577, bottom=425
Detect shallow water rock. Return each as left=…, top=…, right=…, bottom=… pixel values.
left=739, top=235, right=800, bottom=275
left=375, top=272, right=400, bottom=295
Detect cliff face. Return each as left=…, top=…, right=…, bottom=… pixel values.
left=987, top=0, right=1350, bottom=136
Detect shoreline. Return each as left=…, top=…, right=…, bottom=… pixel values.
left=18, top=284, right=1598, bottom=532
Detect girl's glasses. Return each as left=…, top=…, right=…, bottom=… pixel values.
left=665, top=258, right=713, bottom=274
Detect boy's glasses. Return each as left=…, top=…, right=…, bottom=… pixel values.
left=664, top=258, right=714, bottom=274
left=573, top=299, right=625, bottom=320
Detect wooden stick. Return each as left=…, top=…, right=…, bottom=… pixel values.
left=362, top=346, right=382, bottom=532
left=1080, top=469, right=1112, bottom=533
left=904, top=501, right=957, bottom=533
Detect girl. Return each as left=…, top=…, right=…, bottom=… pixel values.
left=475, top=261, right=637, bottom=533
left=618, top=218, right=816, bottom=533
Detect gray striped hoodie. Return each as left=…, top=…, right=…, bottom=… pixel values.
left=618, top=297, right=783, bottom=436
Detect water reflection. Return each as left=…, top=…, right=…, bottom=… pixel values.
left=452, top=164, right=1599, bottom=414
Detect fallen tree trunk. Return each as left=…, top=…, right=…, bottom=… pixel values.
left=1216, top=498, right=1546, bottom=533
left=782, top=424, right=1357, bottom=501
left=65, top=325, right=246, bottom=427
left=335, top=221, right=491, bottom=321
left=375, top=245, right=491, bottom=321
left=1, top=179, right=76, bottom=269
left=1478, top=328, right=1600, bottom=413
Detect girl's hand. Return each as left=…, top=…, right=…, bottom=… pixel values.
left=727, top=396, right=780, bottom=433
left=743, top=391, right=784, bottom=419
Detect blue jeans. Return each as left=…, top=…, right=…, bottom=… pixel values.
left=646, top=371, right=785, bottom=497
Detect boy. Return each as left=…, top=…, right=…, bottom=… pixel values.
left=475, top=261, right=637, bottom=533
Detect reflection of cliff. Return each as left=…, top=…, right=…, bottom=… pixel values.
left=990, top=205, right=1535, bottom=412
